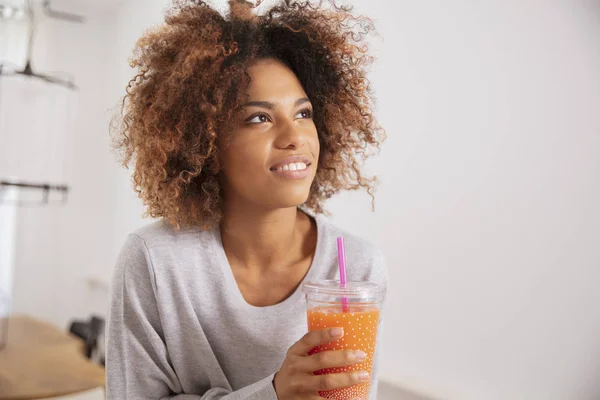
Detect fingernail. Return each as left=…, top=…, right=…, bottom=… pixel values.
left=357, top=371, right=370, bottom=381
left=354, top=351, right=366, bottom=361
left=330, top=327, right=344, bottom=338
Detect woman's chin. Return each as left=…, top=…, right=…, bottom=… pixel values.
left=266, top=193, right=311, bottom=210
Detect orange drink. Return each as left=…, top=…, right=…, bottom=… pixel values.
left=303, top=280, right=385, bottom=400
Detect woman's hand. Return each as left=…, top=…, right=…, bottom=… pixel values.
left=273, top=327, right=369, bottom=399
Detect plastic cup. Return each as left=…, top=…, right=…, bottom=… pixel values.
left=302, top=280, right=386, bottom=400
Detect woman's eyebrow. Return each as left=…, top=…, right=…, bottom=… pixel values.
left=243, top=97, right=311, bottom=109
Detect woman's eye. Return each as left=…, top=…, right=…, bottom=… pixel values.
left=246, top=114, right=270, bottom=124
left=296, top=108, right=314, bottom=119
left=245, top=109, right=312, bottom=124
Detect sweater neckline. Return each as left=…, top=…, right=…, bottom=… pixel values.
left=210, top=212, right=324, bottom=315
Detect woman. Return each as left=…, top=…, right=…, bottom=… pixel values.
left=107, top=0, right=387, bottom=399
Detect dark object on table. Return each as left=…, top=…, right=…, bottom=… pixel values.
left=69, top=315, right=105, bottom=366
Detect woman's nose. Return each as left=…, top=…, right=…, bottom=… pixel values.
left=274, top=120, right=306, bottom=150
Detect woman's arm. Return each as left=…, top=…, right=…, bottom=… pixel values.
left=106, top=234, right=278, bottom=400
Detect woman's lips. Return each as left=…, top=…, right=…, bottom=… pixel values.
left=271, top=167, right=310, bottom=179
left=269, top=155, right=312, bottom=180
left=271, top=164, right=311, bottom=179
left=270, top=155, right=311, bottom=170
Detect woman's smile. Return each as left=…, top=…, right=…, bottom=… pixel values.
left=269, top=155, right=313, bottom=179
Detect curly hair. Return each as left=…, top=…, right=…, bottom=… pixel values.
left=112, top=0, right=385, bottom=229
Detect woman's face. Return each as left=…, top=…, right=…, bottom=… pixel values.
left=220, top=58, right=320, bottom=210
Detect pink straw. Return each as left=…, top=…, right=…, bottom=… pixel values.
left=337, top=237, right=349, bottom=312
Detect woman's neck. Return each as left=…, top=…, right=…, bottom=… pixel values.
left=220, top=202, right=310, bottom=272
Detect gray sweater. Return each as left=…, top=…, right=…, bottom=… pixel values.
left=106, top=214, right=387, bottom=399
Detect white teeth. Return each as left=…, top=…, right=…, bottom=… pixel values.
left=277, top=162, right=308, bottom=172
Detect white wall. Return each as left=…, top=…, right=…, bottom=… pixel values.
left=327, top=1, right=600, bottom=399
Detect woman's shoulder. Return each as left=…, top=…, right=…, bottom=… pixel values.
left=115, top=219, right=214, bottom=273
left=122, top=219, right=211, bottom=251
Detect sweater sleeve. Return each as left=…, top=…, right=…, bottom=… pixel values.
left=106, top=234, right=279, bottom=400
left=164, top=375, right=278, bottom=400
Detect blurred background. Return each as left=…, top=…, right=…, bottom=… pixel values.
left=1, top=0, right=599, bottom=399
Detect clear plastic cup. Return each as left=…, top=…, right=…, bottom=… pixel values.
left=303, top=280, right=386, bottom=400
